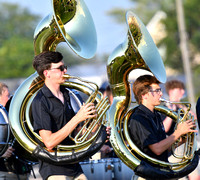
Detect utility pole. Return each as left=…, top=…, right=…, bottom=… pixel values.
left=175, top=0, right=195, bottom=111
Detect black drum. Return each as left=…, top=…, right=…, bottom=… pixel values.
left=80, top=159, right=113, bottom=180
left=112, top=158, right=134, bottom=180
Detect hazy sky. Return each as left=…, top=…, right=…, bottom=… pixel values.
left=1, top=0, right=134, bottom=56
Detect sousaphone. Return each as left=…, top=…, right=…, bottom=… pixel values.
left=107, top=11, right=199, bottom=179
left=8, top=0, right=110, bottom=165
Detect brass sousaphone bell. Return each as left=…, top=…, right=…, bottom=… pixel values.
left=34, top=0, right=97, bottom=57
left=107, top=11, right=199, bottom=179
left=8, top=0, right=110, bottom=165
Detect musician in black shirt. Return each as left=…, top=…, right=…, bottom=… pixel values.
left=32, top=51, right=110, bottom=180
left=129, top=75, right=197, bottom=164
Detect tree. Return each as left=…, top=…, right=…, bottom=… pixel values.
left=0, top=2, right=96, bottom=79
left=0, top=3, right=39, bottom=78
left=108, top=0, right=200, bottom=71
left=0, top=36, right=34, bottom=78
left=0, top=3, right=39, bottom=46
left=108, top=0, right=200, bottom=96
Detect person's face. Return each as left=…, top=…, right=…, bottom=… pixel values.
left=45, top=61, right=67, bottom=84
left=0, top=87, right=10, bottom=107
left=148, top=83, right=163, bottom=106
left=168, top=88, right=185, bottom=102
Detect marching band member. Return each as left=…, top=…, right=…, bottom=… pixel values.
left=162, top=79, right=200, bottom=180
left=128, top=75, right=197, bottom=180
left=32, top=51, right=110, bottom=180
left=0, top=82, right=30, bottom=180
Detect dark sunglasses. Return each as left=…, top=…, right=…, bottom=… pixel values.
left=149, top=88, right=162, bottom=94
left=50, top=65, right=67, bottom=71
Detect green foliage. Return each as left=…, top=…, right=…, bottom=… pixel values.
left=108, top=0, right=173, bottom=24
left=160, top=0, right=200, bottom=75
left=0, top=2, right=98, bottom=79
left=108, top=0, right=200, bottom=97
left=0, top=3, right=39, bottom=46
left=0, top=3, right=39, bottom=79
left=109, top=0, right=200, bottom=73
left=129, top=0, right=164, bottom=23
left=184, top=0, right=200, bottom=51
left=158, top=3, right=183, bottom=72
left=0, top=36, right=35, bottom=78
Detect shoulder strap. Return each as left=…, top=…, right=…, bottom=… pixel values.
left=0, top=106, right=9, bottom=123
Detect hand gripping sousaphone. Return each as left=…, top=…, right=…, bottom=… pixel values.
left=8, top=0, right=110, bottom=165
left=107, top=11, right=199, bottom=179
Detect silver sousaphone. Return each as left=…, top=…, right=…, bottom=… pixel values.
left=8, top=0, right=110, bottom=165
left=107, top=11, right=199, bottom=179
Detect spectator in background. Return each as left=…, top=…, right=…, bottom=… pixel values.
left=0, top=82, right=31, bottom=180
left=100, top=85, right=115, bottom=158
left=163, top=79, right=200, bottom=180
left=162, top=80, right=186, bottom=135
left=103, top=85, right=113, bottom=105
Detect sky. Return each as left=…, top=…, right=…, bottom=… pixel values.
left=1, top=0, right=134, bottom=56
left=0, top=0, right=136, bottom=88
left=0, top=0, right=168, bottom=84
left=0, top=0, right=190, bottom=101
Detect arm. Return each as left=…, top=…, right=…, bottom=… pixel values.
left=1, top=147, right=15, bottom=158
left=40, top=102, right=97, bottom=150
left=163, top=116, right=174, bottom=133
left=100, top=144, right=112, bottom=154
left=163, top=104, right=177, bottom=133
left=149, top=119, right=197, bottom=155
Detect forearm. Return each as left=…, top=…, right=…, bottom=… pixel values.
left=1, top=147, right=14, bottom=158
left=163, top=117, right=173, bottom=133
left=40, top=102, right=97, bottom=150
left=40, top=116, right=81, bottom=150
left=149, top=130, right=181, bottom=155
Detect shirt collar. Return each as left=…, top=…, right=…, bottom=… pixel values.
left=41, top=84, right=69, bottom=100
left=138, top=104, right=156, bottom=118
left=41, top=84, right=54, bottom=98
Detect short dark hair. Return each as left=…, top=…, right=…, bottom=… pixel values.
left=133, top=75, right=160, bottom=104
left=33, top=51, right=63, bottom=79
left=165, top=80, right=185, bottom=94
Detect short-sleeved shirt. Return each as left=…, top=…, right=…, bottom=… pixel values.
left=32, top=84, right=83, bottom=180
left=128, top=104, right=168, bottom=162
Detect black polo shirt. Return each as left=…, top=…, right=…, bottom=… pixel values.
left=128, top=104, right=168, bottom=162
left=32, top=84, right=82, bottom=180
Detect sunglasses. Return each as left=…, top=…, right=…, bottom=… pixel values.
left=50, top=65, right=67, bottom=71
left=149, top=88, right=162, bottom=94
